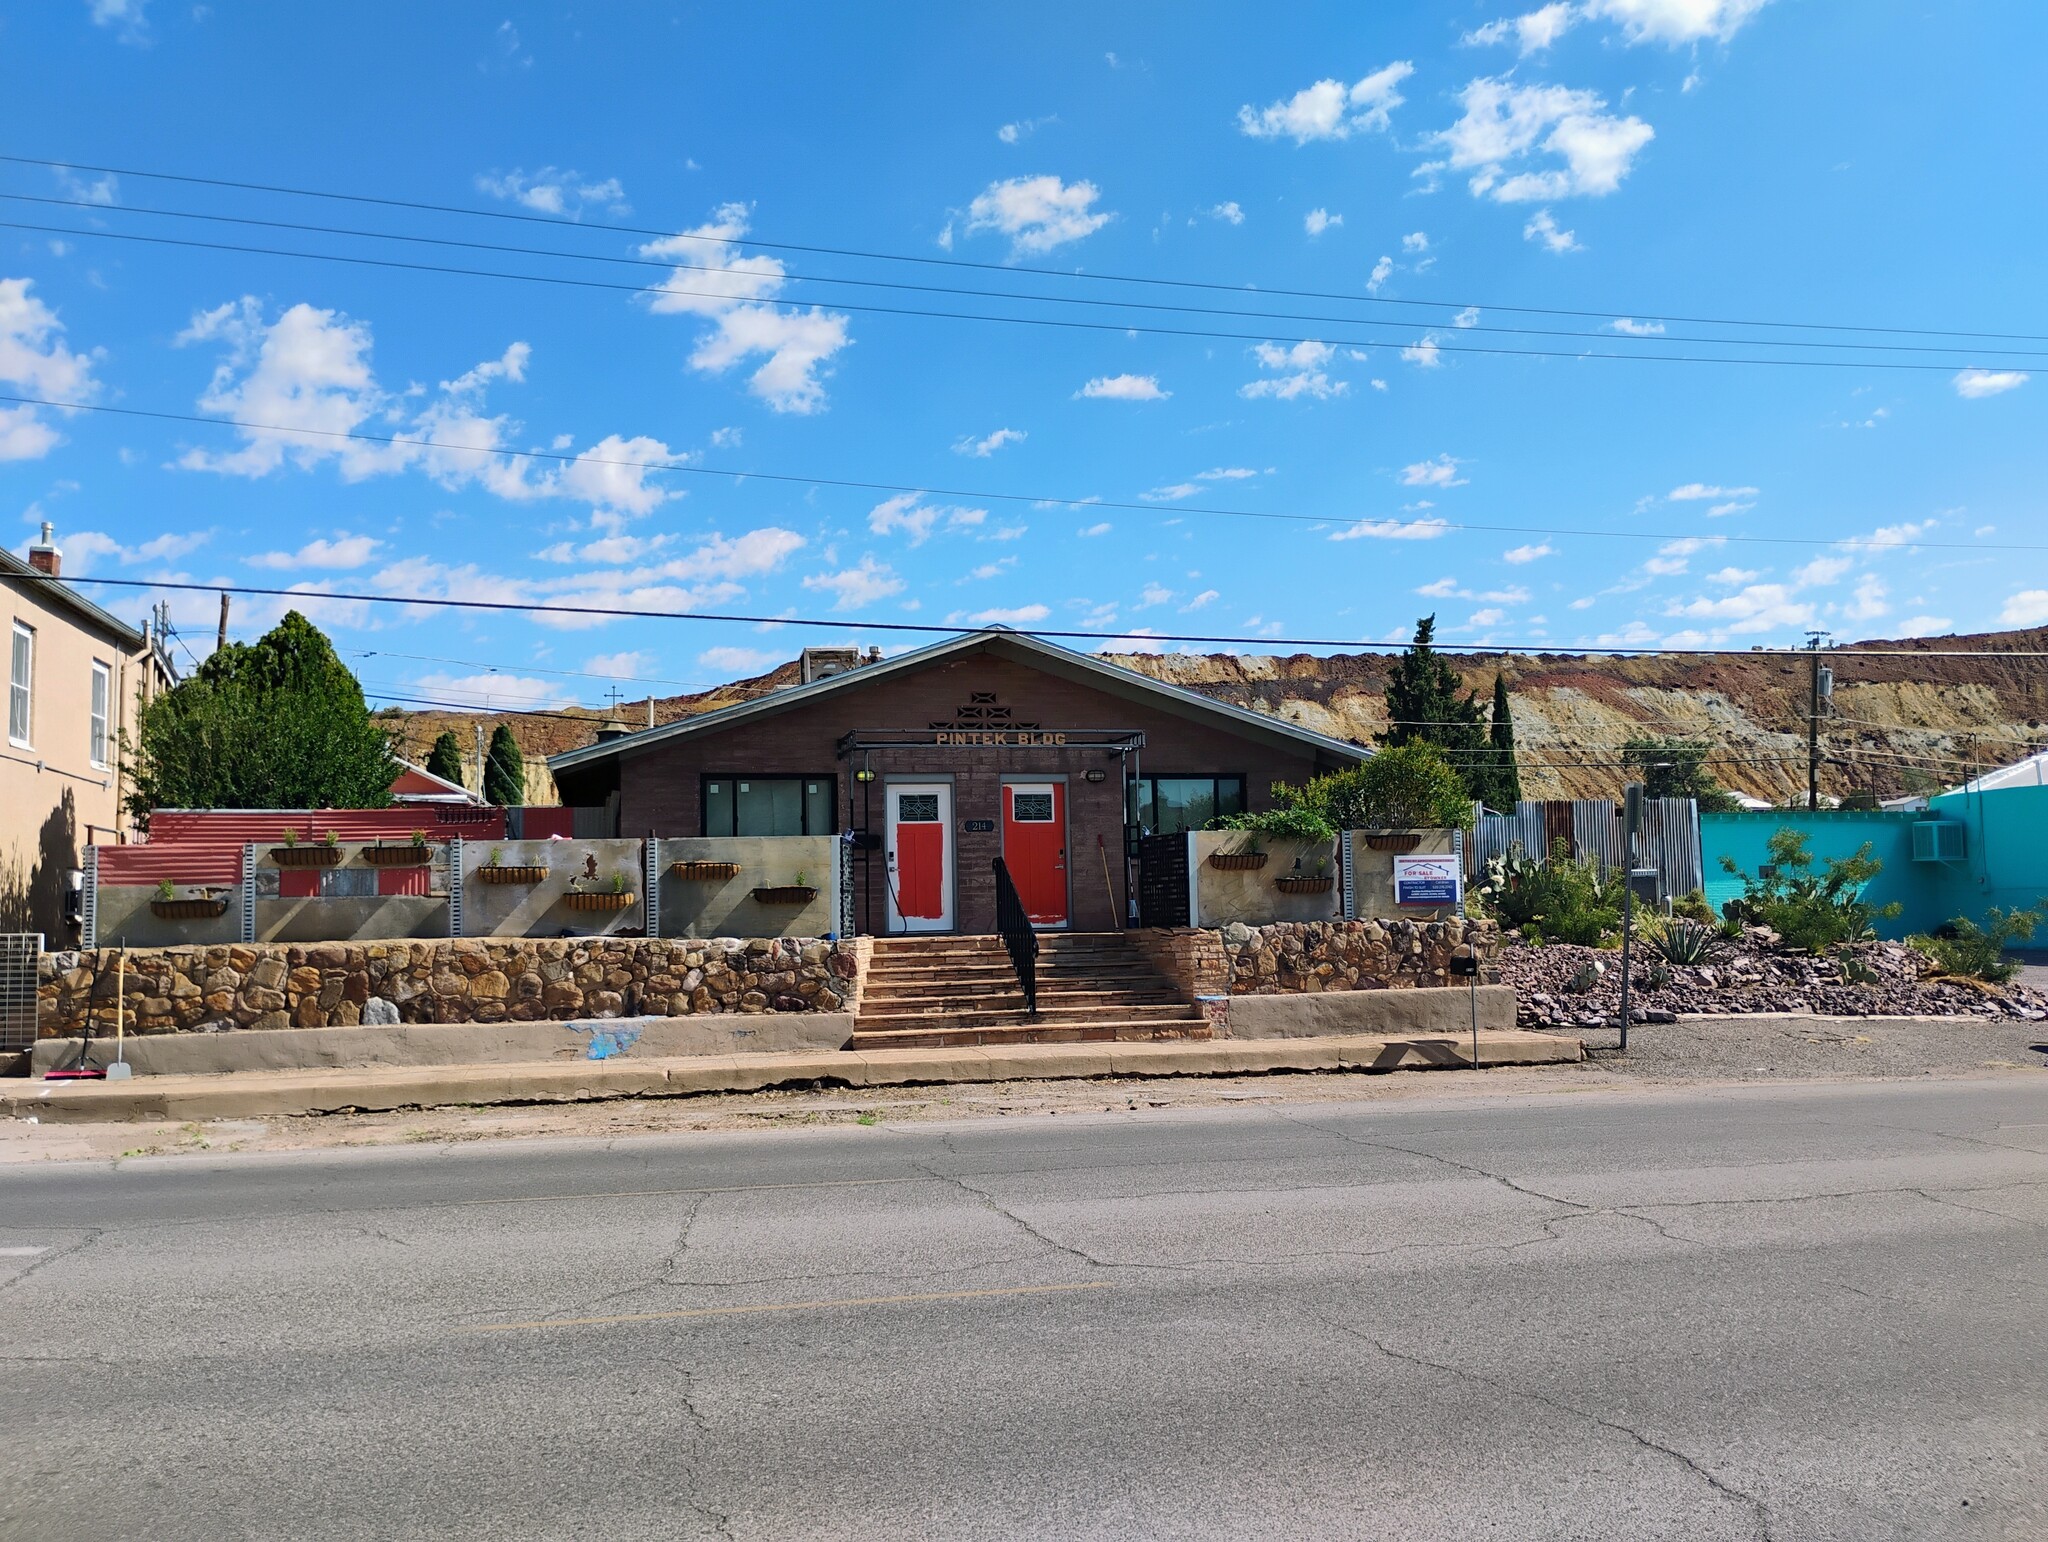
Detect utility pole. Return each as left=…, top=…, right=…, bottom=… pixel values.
left=1805, top=629, right=1831, bottom=811
left=216, top=591, right=230, bottom=655
left=474, top=721, right=488, bottom=792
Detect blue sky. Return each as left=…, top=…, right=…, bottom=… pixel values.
left=1, top=0, right=2043, bottom=713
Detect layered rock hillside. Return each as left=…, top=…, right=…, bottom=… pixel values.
left=383, top=628, right=2048, bottom=807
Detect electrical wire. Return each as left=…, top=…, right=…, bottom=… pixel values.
left=11, top=151, right=2046, bottom=344
left=10, top=390, right=2048, bottom=559
left=14, top=190, right=2048, bottom=363
left=9, top=216, right=2023, bottom=376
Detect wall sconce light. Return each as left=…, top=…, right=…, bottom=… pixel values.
left=854, top=767, right=877, bottom=784
left=1083, top=768, right=1107, bottom=783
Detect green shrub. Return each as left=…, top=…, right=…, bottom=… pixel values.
left=1289, top=743, right=1474, bottom=833
left=1719, top=829, right=1901, bottom=955
left=1477, top=840, right=1621, bottom=947
left=1908, top=903, right=2045, bottom=984
left=1211, top=804, right=1337, bottom=843
left=1670, top=889, right=1715, bottom=925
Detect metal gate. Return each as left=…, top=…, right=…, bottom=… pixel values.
left=0, top=932, right=41, bottom=1053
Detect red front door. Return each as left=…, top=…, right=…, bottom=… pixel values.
left=1002, top=782, right=1068, bottom=928
left=887, top=783, right=953, bottom=932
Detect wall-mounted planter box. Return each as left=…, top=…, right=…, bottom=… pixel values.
left=271, top=846, right=341, bottom=868
left=1207, top=851, right=1268, bottom=871
left=673, top=860, right=742, bottom=881
left=363, top=845, right=431, bottom=867
left=751, top=885, right=818, bottom=905
left=1362, top=833, right=1422, bottom=853
left=474, top=864, right=547, bottom=885
left=150, top=896, right=230, bottom=920
left=563, top=890, right=635, bottom=912
left=1273, top=875, right=1335, bottom=895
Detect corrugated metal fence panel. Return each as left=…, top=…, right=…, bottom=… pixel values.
left=1641, top=798, right=1704, bottom=898
left=1573, top=801, right=1623, bottom=872
left=1466, top=801, right=1547, bottom=875
left=1467, top=797, right=1702, bottom=900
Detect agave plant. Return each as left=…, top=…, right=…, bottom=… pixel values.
left=1654, top=917, right=1724, bottom=966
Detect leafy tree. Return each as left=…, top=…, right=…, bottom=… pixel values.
left=423, top=730, right=467, bottom=787
left=125, top=610, right=395, bottom=824
left=483, top=722, right=526, bottom=807
left=1719, top=828, right=1901, bottom=954
left=1465, top=670, right=1523, bottom=811
left=1379, top=615, right=1488, bottom=800
left=1622, top=736, right=1741, bottom=812
left=1289, top=743, right=1475, bottom=832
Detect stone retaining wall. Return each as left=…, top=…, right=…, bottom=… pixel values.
left=1218, top=918, right=1498, bottom=994
left=37, top=936, right=856, bottom=1036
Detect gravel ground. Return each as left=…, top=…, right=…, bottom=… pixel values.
left=5, top=1011, right=2042, bottom=1163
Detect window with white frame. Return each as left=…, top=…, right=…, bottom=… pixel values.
left=89, top=660, right=110, bottom=769
left=7, top=623, right=31, bottom=748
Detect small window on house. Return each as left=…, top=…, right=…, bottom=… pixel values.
left=89, top=660, right=110, bottom=769
left=8, top=623, right=31, bottom=748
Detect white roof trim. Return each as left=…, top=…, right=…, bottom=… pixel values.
left=393, top=758, right=485, bottom=804
left=548, top=628, right=1369, bottom=772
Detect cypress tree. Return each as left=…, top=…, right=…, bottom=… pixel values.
left=423, top=730, right=466, bottom=787
left=1378, top=615, right=1488, bottom=800
left=483, top=722, right=526, bottom=807
left=1480, top=671, right=1523, bottom=810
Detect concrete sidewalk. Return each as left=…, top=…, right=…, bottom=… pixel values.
left=2, top=1029, right=1581, bottom=1123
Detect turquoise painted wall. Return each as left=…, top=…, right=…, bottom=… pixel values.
left=1926, top=783, right=2048, bottom=925
left=1698, top=810, right=1937, bottom=938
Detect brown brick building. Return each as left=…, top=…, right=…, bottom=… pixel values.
left=550, top=629, right=1366, bottom=936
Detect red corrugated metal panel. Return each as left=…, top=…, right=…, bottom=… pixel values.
left=96, top=844, right=243, bottom=886
left=519, top=806, right=576, bottom=839
left=376, top=865, right=430, bottom=897
left=148, top=808, right=504, bottom=844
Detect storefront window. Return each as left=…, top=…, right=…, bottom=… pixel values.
left=1128, top=775, right=1246, bottom=835
left=702, top=776, right=836, bottom=837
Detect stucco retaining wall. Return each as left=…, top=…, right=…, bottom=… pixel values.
left=455, top=838, right=646, bottom=937
left=654, top=836, right=840, bottom=939
left=1190, top=832, right=1342, bottom=926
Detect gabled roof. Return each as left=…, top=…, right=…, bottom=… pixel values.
left=549, top=628, right=1370, bottom=772
left=390, top=759, right=486, bottom=804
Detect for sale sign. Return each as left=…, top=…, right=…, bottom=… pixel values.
left=1393, top=853, right=1461, bottom=907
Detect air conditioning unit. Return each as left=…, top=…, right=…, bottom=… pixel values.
left=1911, top=820, right=1967, bottom=863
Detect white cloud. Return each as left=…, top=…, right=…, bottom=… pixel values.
left=248, top=534, right=381, bottom=571
left=1842, top=574, right=1889, bottom=621
left=1466, top=608, right=1509, bottom=628
left=968, top=603, right=1050, bottom=626
left=963, top=558, right=1017, bottom=581
left=696, top=645, right=780, bottom=675
left=2000, top=591, right=2048, bottom=627
left=1237, top=63, right=1414, bottom=142
left=1706, top=500, right=1754, bottom=517
left=1609, top=316, right=1666, bottom=336
left=1437, top=78, right=1653, bottom=203
left=1078, top=522, right=1113, bottom=538
left=1451, top=307, right=1482, bottom=329
left=996, top=116, right=1053, bottom=144
left=584, top=651, right=654, bottom=680
left=1464, top=2, right=1577, bottom=52
left=709, top=426, right=742, bottom=448
left=965, top=175, right=1113, bottom=255
left=1329, top=517, right=1451, bottom=542
left=1078, top=373, right=1168, bottom=401
left=1136, top=583, right=1174, bottom=609
left=638, top=203, right=851, bottom=413
left=1953, top=368, right=2028, bottom=399
left=955, top=427, right=1026, bottom=457
left=1401, top=454, right=1468, bottom=488
left=1401, top=231, right=1430, bottom=253
left=1243, top=339, right=1346, bottom=400
left=0, top=277, right=100, bottom=461
left=412, top=672, right=576, bottom=711
left=1199, top=466, right=1258, bottom=481
left=1667, top=583, right=1814, bottom=632
left=22, top=526, right=208, bottom=577
left=1182, top=589, right=1219, bottom=611
left=1849, top=519, right=1937, bottom=552
left=866, top=493, right=989, bottom=547
left=1142, top=483, right=1203, bottom=502
left=87, top=0, right=149, bottom=42
left=1668, top=482, right=1759, bottom=501
left=475, top=167, right=627, bottom=218
left=1304, top=208, right=1342, bottom=236
left=1791, top=554, right=1854, bottom=587
left=1895, top=615, right=1952, bottom=638
left=1523, top=209, right=1582, bottom=253
left=1583, top=0, right=1772, bottom=46
left=1503, top=542, right=1554, bottom=564
left=1210, top=202, right=1246, bottom=225
left=1402, top=336, right=1443, bottom=368
left=1367, top=255, right=1394, bottom=293
left=802, top=556, right=904, bottom=610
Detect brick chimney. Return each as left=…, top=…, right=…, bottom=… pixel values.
left=27, top=521, right=59, bottom=578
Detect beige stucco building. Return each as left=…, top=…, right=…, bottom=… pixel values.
left=0, top=525, right=175, bottom=943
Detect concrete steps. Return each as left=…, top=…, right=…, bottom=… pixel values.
left=855, top=932, right=1208, bottom=1049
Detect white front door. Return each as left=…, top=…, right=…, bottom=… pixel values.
left=886, top=783, right=953, bottom=932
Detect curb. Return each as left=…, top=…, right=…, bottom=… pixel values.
left=2, top=1031, right=1583, bottom=1124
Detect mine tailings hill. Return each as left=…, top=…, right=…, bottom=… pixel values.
left=382, top=630, right=2048, bottom=807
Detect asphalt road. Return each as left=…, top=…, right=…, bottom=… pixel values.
left=4, top=1078, right=2045, bottom=1541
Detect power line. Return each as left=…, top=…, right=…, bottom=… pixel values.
left=15, top=190, right=2048, bottom=364
left=12, top=215, right=2029, bottom=376
left=11, top=390, right=2047, bottom=559
left=36, top=568, right=2048, bottom=659
left=11, top=151, right=2046, bottom=345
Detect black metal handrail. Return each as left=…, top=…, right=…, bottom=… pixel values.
left=991, top=856, right=1039, bottom=1016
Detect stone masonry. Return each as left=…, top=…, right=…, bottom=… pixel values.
left=38, top=937, right=857, bottom=1037
left=1219, top=918, right=1499, bottom=994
